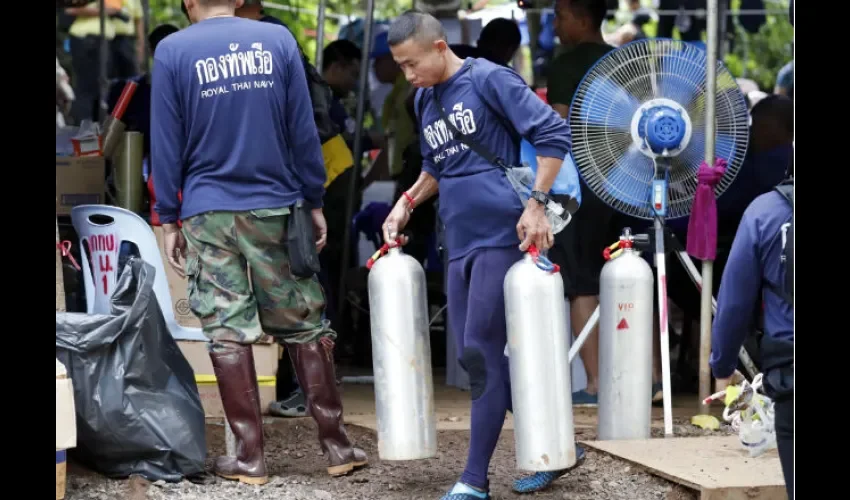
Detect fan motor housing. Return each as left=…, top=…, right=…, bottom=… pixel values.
left=631, top=98, right=692, bottom=158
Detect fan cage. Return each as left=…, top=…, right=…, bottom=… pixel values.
left=569, top=38, right=750, bottom=221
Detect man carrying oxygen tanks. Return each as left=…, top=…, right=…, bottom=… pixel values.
left=381, top=11, right=582, bottom=499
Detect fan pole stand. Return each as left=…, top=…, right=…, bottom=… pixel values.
left=651, top=170, right=675, bottom=437
left=654, top=218, right=675, bottom=436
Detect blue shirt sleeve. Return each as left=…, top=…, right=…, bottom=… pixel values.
left=480, top=67, right=571, bottom=160
left=150, top=52, right=184, bottom=224
left=415, top=89, right=439, bottom=180
left=284, top=45, right=326, bottom=208
left=710, top=207, right=762, bottom=379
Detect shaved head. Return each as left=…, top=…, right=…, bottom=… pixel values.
left=387, top=10, right=447, bottom=48
left=387, top=9, right=461, bottom=88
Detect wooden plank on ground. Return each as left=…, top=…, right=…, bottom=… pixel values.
left=582, top=436, right=787, bottom=500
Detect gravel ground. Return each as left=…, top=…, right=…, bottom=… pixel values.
left=65, top=417, right=728, bottom=500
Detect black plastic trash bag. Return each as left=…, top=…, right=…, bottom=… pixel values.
left=56, top=258, right=207, bottom=482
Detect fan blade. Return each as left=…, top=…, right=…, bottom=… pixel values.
left=714, top=132, right=740, bottom=166
left=679, top=130, right=742, bottom=176
left=658, top=45, right=706, bottom=106
left=602, top=145, right=654, bottom=209
left=576, top=78, right=639, bottom=130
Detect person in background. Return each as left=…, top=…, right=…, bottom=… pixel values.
left=382, top=11, right=582, bottom=499
left=710, top=180, right=794, bottom=499
left=107, top=24, right=179, bottom=164
left=111, top=0, right=145, bottom=78
left=774, top=61, right=794, bottom=99
left=656, top=0, right=705, bottom=42
left=234, top=0, right=281, bottom=24
left=57, top=58, right=75, bottom=128
left=65, top=1, right=120, bottom=124
left=604, top=0, right=653, bottom=46
left=451, top=18, right=522, bottom=66
left=718, top=95, right=794, bottom=227
left=152, top=0, right=367, bottom=484
left=322, top=40, right=384, bottom=155
left=545, top=0, right=619, bottom=408
left=372, top=31, right=415, bottom=181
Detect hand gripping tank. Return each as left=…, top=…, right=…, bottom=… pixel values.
left=367, top=246, right=437, bottom=460
left=504, top=248, right=576, bottom=471
left=597, top=231, right=655, bottom=440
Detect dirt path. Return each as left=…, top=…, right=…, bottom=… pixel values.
left=66, top=417, right=725, bottom=500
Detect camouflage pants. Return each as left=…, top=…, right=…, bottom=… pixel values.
left=182, top=208, right=335, bottom=345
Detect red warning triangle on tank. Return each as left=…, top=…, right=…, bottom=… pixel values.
left=617, top=318, right=629, bottom=330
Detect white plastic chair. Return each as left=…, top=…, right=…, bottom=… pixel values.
left=70, top=205, right=206, bottom=341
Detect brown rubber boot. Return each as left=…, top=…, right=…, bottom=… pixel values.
left=209, top=342, right=269, bottom=485
left=289, top=339, right=368, bottom=477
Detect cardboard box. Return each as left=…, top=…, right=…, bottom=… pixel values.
left=153, top=226, right=201, bottom=328
left=56, top=359, right=74, bottom=500
left=56, top=156, right=105, bottom=215
left=56, top=362, right=77, bottom=450
left=71, top=135, right=103, bottom=157
left=177, top=340, right=278, bottom=418
left=56, top=450, right=67, bottom=500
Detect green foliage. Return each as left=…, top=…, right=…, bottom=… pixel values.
left=145, top=0, right=411, bottom=65
left=724, top=9, right=793, bottom=92
left=148, top=0, right=190, bottom=29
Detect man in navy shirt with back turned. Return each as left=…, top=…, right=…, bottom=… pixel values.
left=381, top=10, right=582, bottom=500
left=710, top=182, right=794, bottom=499
left=151, top=0, right=367, bottom=486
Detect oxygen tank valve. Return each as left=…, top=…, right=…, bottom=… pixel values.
left=632, top=233, right=651, bottom=249
left=603, top=229, right=653, bottom=260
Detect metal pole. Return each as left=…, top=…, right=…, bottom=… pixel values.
left=141, top=0, right=151, bottom=72
left=336, top=0, right=376, bottom=314
left=98, top=0, right=109, bottom=123
left=698, top=0, right=719, bottom=415
left=718, top=0, right=728, bottom=59
left=315, top=0, right=327, bottom=69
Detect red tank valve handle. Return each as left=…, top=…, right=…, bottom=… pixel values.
left=365, top=238, right=403, bottom=270
left=602, top=238, right=633, bottom=261
left=527, top=245, right=560, bottom=274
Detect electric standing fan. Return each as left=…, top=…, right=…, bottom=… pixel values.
left=569, top=38, right=750, bottom=434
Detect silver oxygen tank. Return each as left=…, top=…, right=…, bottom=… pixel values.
left=505, top=248, right=576, bottom=471
left=367, top=246, right=437, bottom=460
left=598, top=228, right=655, bottom=440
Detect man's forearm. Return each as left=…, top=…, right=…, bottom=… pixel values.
left=533, top=156, right=562, bottom=193
left=403, top=171, right=439, bottom=208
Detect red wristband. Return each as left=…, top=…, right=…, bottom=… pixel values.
left=402, top=191, right=415, bottom=210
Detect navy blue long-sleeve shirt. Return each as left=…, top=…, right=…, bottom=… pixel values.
left=710, top=190, right=794, bottom=378
left=414, top=58, right=571, bottom=260
left=150, top=16, right=326, bottom=224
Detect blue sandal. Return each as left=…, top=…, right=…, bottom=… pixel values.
left=512, top=444, right=586, bottom=494
left=440, top=482, right=490, bottom=500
